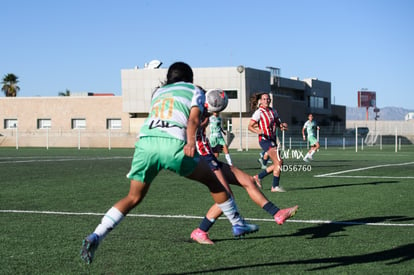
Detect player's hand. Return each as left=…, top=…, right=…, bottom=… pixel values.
left=303, top=136, right=306, bottom=141
left=184, top=143, right=196, bottom=157
left=280, top=122, right=288, bottom=131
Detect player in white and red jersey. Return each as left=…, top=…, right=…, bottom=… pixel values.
left=191, top=97, right=298, bottom=244
left=248, top=92, right=288, bottom=192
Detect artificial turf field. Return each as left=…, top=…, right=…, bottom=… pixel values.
left=0, top=145, right=413, bottom=274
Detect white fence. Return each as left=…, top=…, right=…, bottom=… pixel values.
left=0, top=129, right=137, bottom=149
left=1, top=121, right=412, bottom=151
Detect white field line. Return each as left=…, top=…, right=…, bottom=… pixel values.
left=1, top=209, right=413, bottom=227
left=314, top=161, right=414, bottom=178
left=0, top=156, right=131, bottom=164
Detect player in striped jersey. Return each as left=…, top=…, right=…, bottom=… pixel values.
left=248, top=93, right=288, bottom=192
left=191, top=95, right=298, bottom=244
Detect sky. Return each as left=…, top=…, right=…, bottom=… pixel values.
left=1, top=0, right=413, bottom=109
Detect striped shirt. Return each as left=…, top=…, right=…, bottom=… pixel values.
left=251, top=106, right=280, bottom=142
left=139, top=82, right=205, bottom=141
left=196, top=114, right=214, bottom=156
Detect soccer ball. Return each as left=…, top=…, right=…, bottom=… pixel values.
left=205, top=89, right=228, bottom=113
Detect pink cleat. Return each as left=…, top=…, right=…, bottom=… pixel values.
left=274, top=205, right=298, bottom=225
left=191, top=228, right=214, bottom=245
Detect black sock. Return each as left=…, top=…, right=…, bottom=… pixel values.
left=199, top=217, right=215, bottom=232
left=263, top=202, right=280, bottom=216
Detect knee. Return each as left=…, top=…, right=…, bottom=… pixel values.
left=126, top=194, right=143, bottom=207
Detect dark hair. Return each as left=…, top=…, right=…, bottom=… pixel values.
left=249, top=92, right=269, bottom=112
left=166, top=62, right=193, bottom=84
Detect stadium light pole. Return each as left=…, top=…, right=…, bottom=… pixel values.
left=237, top=65, right=244, bottom=151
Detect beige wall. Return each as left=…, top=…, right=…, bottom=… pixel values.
left=0, top=96, right=136, bottom=148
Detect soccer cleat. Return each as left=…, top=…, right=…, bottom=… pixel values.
left=232, top=222, right=259, bottom=237
left=303, top=157, right=310, bottom=162
left=80, top=233, right=99, bottom=264
left=253, top=175, right=262, bottom=189
left=191, top=228, right=214, bottom=245
left=257, top=158, right=267, bottom=169
left=274, top=205, right=298, bottom=225
left=271, top=186, right=286, bottom=193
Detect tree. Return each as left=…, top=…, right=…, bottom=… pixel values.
left=1, top=73, right=20, bottom=97
left=58, top=89, right=71, bottom=96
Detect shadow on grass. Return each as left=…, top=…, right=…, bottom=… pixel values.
left=287, top=216, right=414, bottom=239
left=289, top=180, right=399, bottom=191
left=163, top=243, right=413, bottom=274
left=209, top=216, right=413, bottom=242
left=175, top=216, right=413, bottom=274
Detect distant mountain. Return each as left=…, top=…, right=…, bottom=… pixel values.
left=346, top=106, right=414, bottom=121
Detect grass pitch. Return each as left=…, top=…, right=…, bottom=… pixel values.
left=0, top=145, right=413, bottom=274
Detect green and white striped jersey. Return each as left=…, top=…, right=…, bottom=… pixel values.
left=139, top=82, right=205, bottom=141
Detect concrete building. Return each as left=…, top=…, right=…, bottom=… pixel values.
left=122, top=65, right=346, bottom=149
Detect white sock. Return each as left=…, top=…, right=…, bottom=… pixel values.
left=225, top=154, right=233, bottom=166
left=217, top=198, right=244, bottom=226
left=94, top=207, right=125, bottom=241
left=310, top=150, right=315, bottom=156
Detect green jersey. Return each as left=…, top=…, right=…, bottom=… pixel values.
left=209, top=115, right=224, bottom=138
left=303, top=120, right=317, bottom=138
left=139, top=82, right=205, bottom=141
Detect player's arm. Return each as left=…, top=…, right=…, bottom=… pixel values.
left=302, top=125, right=306, bottom=140
left=248, top=119, right=262, bottom=135
left=220, top=126, right=226, bottom=136
left=184, top=107, right=201, bottom=157
left=276, top=116, right=288, bottom=131
left=199, top=111, right=210, bottom=129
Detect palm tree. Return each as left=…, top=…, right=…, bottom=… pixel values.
left=1, top=73, right=20, bottom=97
left=58, top=89, right=71, bottom=96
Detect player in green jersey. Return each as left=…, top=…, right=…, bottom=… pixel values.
left=80, top=62, right=257, bottom=264
left=209, top=112, right=233, bottom=165
left=302, top=113, right=320, bottom=162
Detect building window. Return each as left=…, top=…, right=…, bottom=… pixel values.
left=4, top=119, right=18, bottom=129
left=224, top=90, right=237, bottom=99
left=37, top=119, right=51, bottom=129
left=107, top=118, right=122, bottom=129
left=309, top=96, right=325, bottom=109
left=72, top=118, right=86, bottom=129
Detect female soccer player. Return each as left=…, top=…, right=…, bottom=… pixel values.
left=80, top=62, right=257, bottom=264
left=209, top=111, right=233, bottom=166
left=248, top=93, right=288, bottom=192
left=190, top=98, right=298, bottom=244
left=302, top=113, right=320, bottom=162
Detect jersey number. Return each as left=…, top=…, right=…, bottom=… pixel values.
left=150, top=98, right=174, bottom=119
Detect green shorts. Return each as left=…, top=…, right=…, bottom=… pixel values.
left=308, top=136, right=318, bottom=146
left=126, top=137, right=200, bottom=184
left=209, top=136, right=226, bottom=148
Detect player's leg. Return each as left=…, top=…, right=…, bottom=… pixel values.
left=223, top=164, right=298, bottom=225
left=309, top=141, right=320, bottom=159
left=267, top=146, right=285, bottom=192
left=191, top=204, right=221, bottom=244
left=253, top=140, right=275, bottom=187
left=81, top=179, right=151, bottom=264
left=186, top=158, right=256, bottom=230
left=189, top=158, right=258, bottom=242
